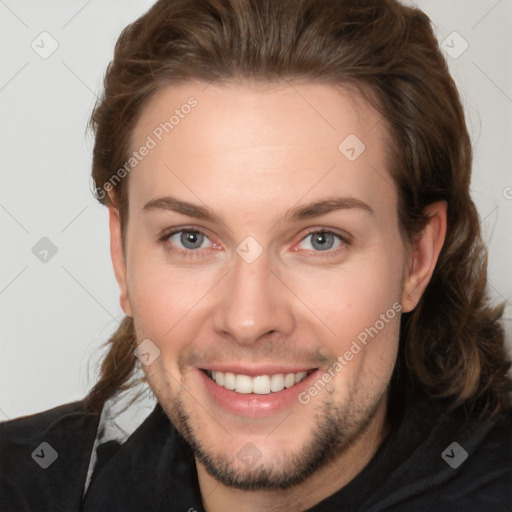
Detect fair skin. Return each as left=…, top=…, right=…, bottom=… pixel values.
left=108, top=80, right=446, bottom=511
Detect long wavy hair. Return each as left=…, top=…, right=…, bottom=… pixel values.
left=84, top=0, right=512, bottom=418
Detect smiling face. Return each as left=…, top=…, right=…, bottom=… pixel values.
left=108, top=80, right=431, bottom=492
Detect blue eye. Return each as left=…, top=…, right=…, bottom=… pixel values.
left=171, top=230, right=209, bottom=250
left=294, top=229, right=351, bottom=257
left=160, top=229, right=214, bottom=257
left=301, top=231, right=340, bottom=251
left=159, top=227, right=350, bottom=259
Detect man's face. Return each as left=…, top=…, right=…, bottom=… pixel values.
left=113, top=81, right=413, bottom=489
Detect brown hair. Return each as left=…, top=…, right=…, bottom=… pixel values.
left=84, top=0, right=512, bottom=418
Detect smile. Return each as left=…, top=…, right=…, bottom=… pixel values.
left=204, top=369, right=313, bottom=394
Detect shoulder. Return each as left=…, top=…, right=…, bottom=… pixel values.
left=394, top=402, right=512, bottom=510
left=454, top=407, right=512, bottom=502
left=350, top=397, right=512, bottom=512
left=420, top=405, right=512, bottom=510
left=0, top=400, right=99, bottom=460
left=0, top=400, right=101, bottom=512
left=1, top=400, right=93, bottom=437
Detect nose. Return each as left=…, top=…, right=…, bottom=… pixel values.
left=212, top=248, right=295, bottom=346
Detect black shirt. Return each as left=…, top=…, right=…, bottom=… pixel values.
left=1, top=394, right=511, bottom=511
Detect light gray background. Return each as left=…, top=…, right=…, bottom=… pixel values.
left=1, top=0, right=511, bottom=420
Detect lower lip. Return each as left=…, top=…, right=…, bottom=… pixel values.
left=197, top=369, right=320, bottom=417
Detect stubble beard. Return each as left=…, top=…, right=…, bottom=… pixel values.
left=148, top=370, right=389, bottom=491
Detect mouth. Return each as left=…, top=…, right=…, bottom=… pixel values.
left=202, top=368, right=316, bottom=395
left=198, top=366, right=321, bottom=417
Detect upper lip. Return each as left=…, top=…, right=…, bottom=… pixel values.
left=199, top=365, right=317, bottom=377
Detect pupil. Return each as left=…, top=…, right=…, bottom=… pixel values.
left=313, top=232, right=333, bottom=250
left=183, top=231, right=202, bottom=248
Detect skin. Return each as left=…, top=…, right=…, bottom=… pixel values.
left=108, top=80, right=447, bottom=511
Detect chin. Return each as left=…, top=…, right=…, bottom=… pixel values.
left=159, top=385, right=381, bottom=491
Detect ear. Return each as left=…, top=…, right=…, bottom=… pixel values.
left=108, top=205, right=132, bottom=317
left=401, top=201, right=447, bottom=313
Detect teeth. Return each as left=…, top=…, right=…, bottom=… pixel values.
left=270, top=374, right=284, bottom=392
left=208, top=370, right=310, bottom=394
left=235, top=374, right=253, bottom=394
left=284, top=373, right=296, bottom=388
left=224, top=372, right=236, bottom=390
left=252, top=375, right=271, bottom=394
left=295, top=371, right=307, bottom=383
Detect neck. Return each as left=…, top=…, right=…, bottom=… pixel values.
left=197, top=395, right=390, bottom=512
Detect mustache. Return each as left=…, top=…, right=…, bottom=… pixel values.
left=178, top=343, right=331, bottom=372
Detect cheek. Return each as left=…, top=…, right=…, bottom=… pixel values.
left=296, top=253, right=403, bottom=336
left=127, top=253, right=209, bottom=344
left=289, top=246, right=404, bottom=385
left=321, top=307, right=400, bottom=403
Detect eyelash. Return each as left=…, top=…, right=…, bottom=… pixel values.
left=158, top=227, right=351, bottom=259
left=300, top=229, right=351, bottom=258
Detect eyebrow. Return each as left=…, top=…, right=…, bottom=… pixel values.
left=142, top=195, right=374, bottom=223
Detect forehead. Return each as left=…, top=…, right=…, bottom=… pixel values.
left=127, top=80, right=396, bottom=222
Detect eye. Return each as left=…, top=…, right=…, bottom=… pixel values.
left=296, top=229, right=349, bottom=255
left=159, top=228, right=215, bottom=257
left=158, top=227, right=350, bottom=259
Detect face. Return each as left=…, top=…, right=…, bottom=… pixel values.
left=109, top=81, right=426, bottom=490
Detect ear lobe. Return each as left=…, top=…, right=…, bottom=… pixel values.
left=401, top=201, right=447, bottom=313
left=108, top=206, right=132, bottom=317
